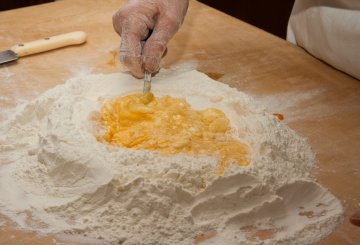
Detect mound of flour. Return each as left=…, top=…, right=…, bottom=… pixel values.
left=0, top=69, right=343, bottom=244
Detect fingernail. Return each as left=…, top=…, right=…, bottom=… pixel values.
left=143, top=56, right=160, bottom=73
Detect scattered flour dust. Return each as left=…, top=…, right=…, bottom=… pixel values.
left=0, top=69, right=343, bottom=244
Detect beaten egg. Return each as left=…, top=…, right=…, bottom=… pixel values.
left=98, top=93, right=249, bottom=173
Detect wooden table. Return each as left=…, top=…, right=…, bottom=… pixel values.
left=0, top=0, right=359, bottom=244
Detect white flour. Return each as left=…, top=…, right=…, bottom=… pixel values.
left=0, top=69, right=343, bottom=244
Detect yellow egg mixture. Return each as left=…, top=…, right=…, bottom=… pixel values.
left=98, top=92, right=249, bottom=173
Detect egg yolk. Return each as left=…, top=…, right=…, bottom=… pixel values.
left=98, top=92, right=249, bottom=174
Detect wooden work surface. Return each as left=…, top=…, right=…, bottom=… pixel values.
left=0, top=0, right=359, bottom=244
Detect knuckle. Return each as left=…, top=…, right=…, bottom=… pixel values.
left=112, top=5, right=134, bottom=34
left=164, top=15, right=182, bottom=30
left=149, top=39, right=167, bottom=53
left=112, top=6, right=129, bottom=22
left=112, top=10, right=120, bottom=23
left=112, top=10, right=126, bottom=34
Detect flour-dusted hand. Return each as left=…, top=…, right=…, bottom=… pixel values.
left=113, top=0, right=189, bottom=78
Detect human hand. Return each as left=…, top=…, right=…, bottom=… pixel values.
left=113, top=0, right=189, bottom=78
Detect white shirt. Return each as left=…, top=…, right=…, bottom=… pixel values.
left=287, top=0, right=360, bottom=80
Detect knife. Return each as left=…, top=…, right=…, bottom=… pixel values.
left=0, top=31, right=87, bottom=65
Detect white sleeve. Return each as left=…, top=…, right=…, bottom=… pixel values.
left=287, top=0, right=360, bottom=80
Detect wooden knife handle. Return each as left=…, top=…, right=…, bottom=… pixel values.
left=10, top=31, right=87, bottom=57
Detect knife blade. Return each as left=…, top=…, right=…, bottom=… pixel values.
left=0, top=31, right=87, bottom=65
left=0, top=50, right=18, bottom=64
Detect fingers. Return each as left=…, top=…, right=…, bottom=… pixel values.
left=142, top=16, right=180, bottom=73
left=142, top=0, right=189, bottom=73
left=113, top=7, right=151, bottom=78
left=142, top=38, right=166, bottom=73
left=120, top=33, right=144, bottom=78
left=113, top=0, right=189, bottom=77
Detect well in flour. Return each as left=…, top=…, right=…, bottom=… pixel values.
left=96, top=92, right=249, bottom=174
left=0, top=69, right=343, bottom=245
